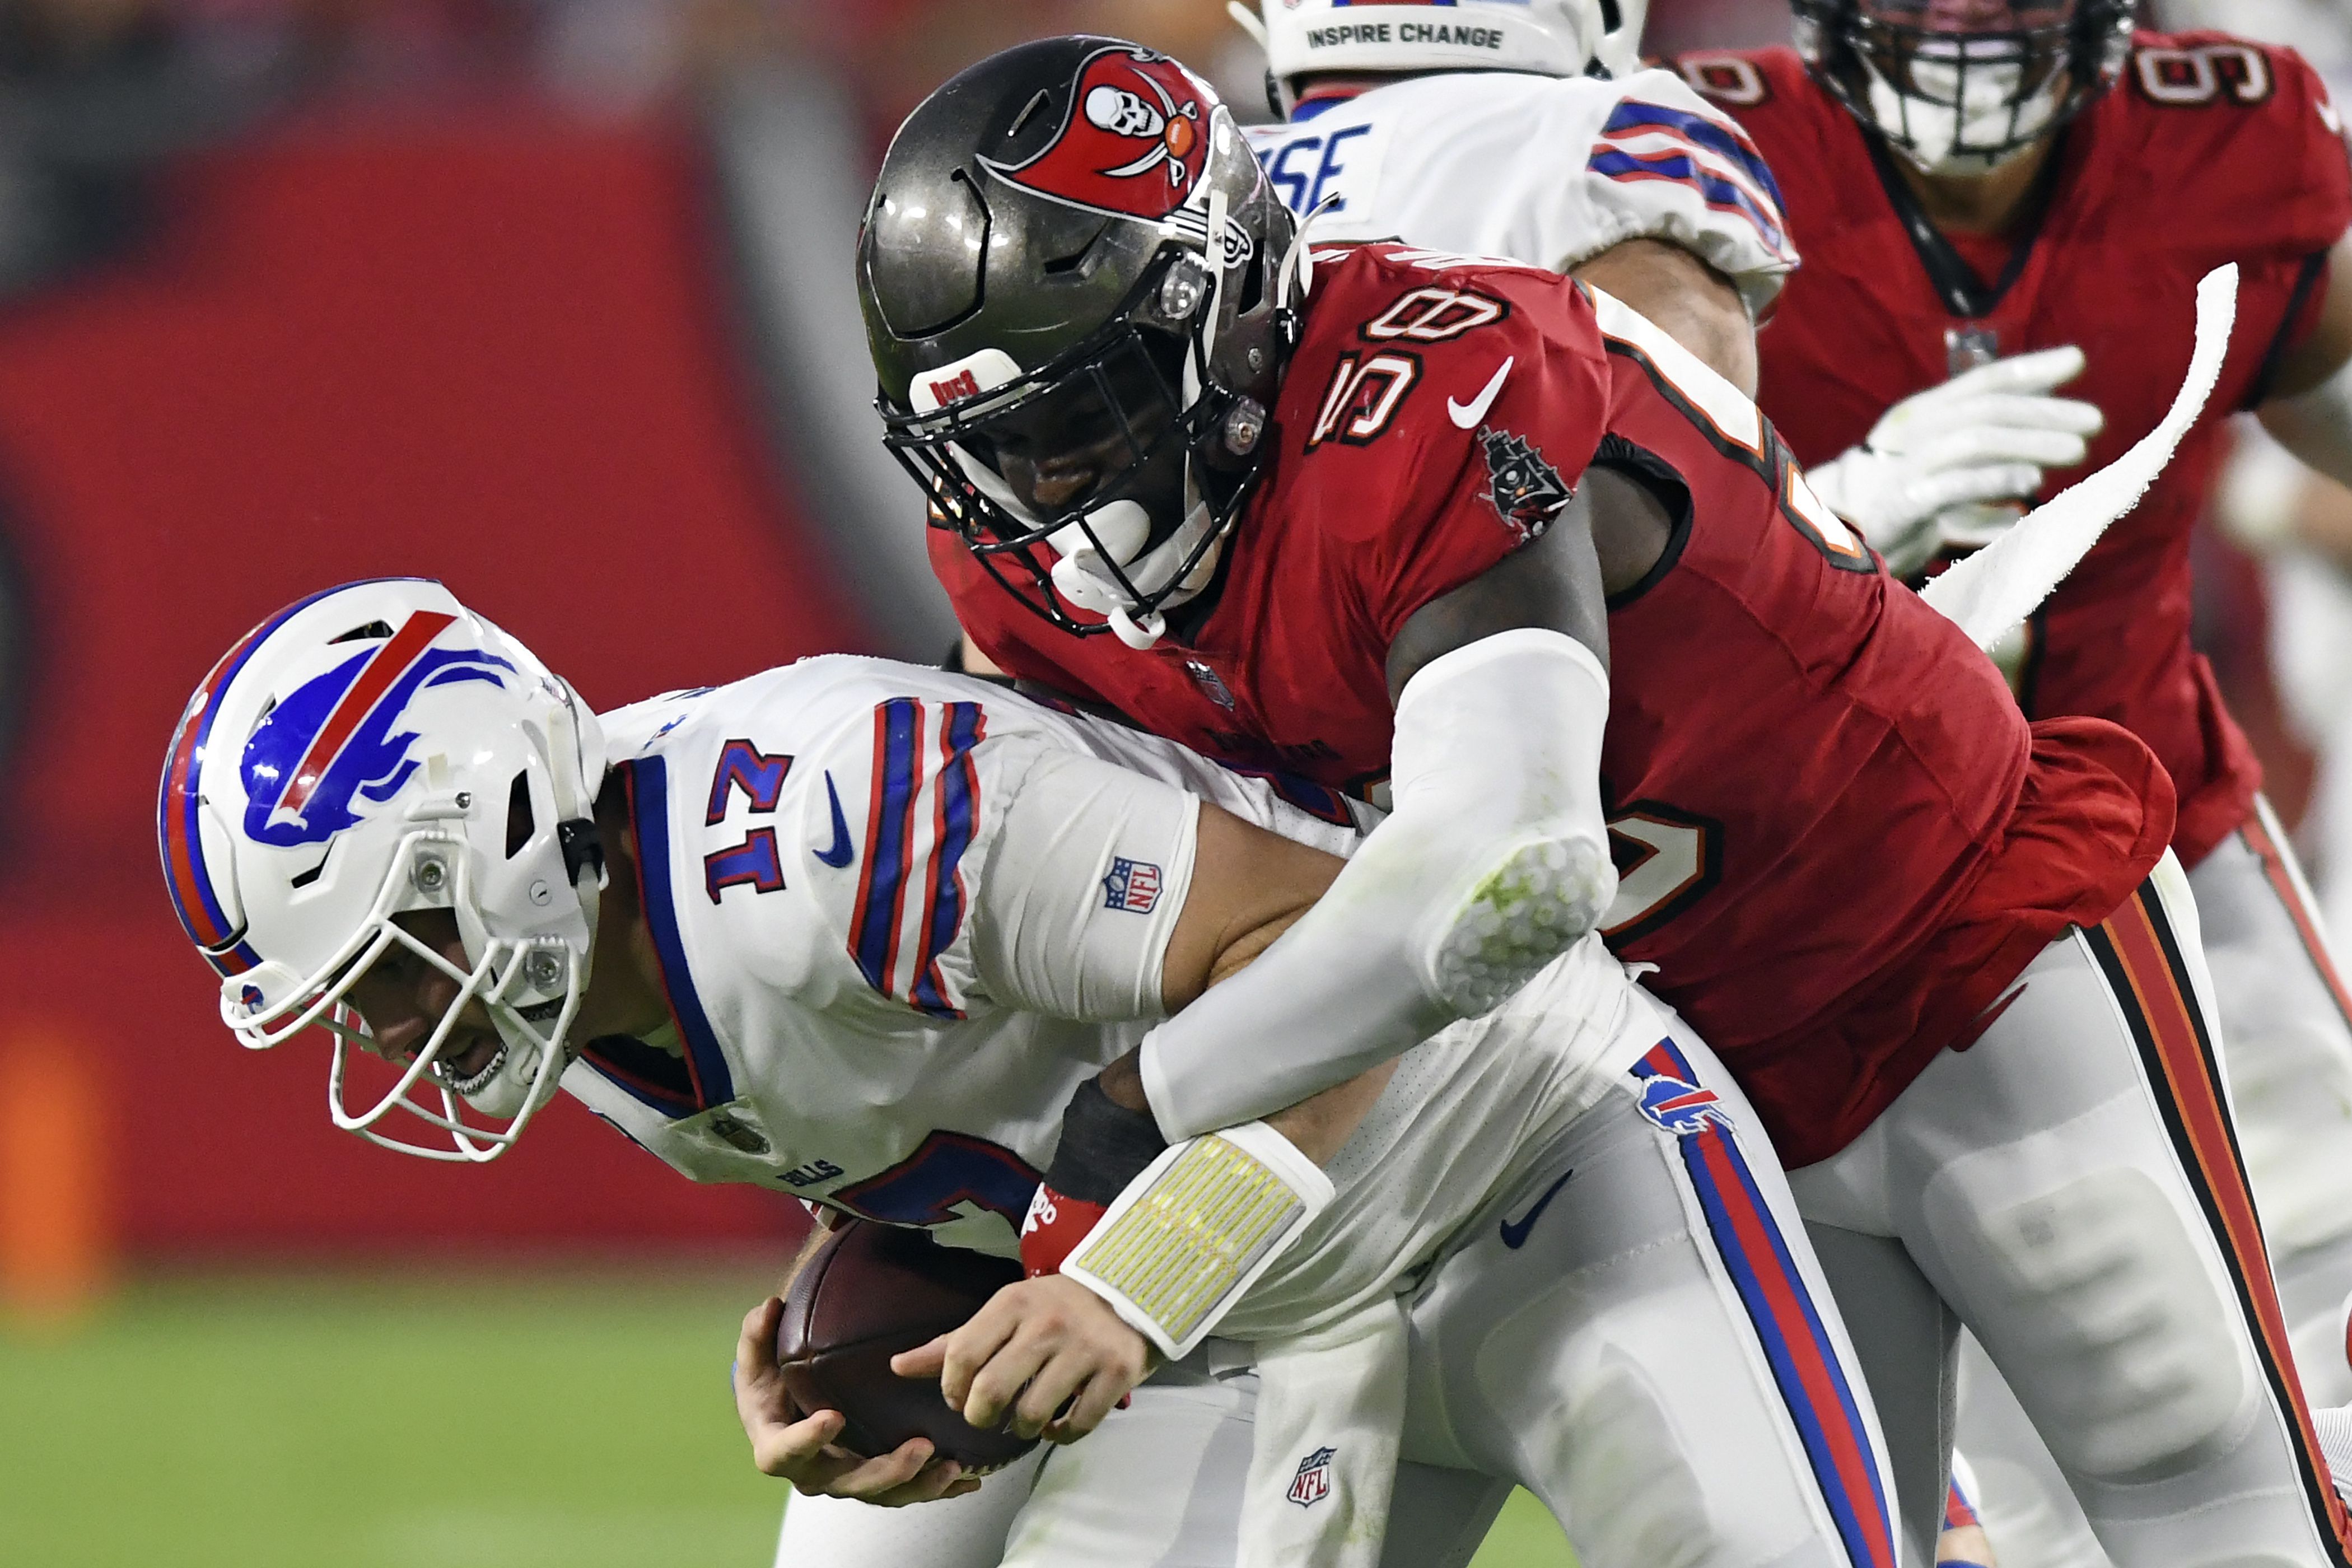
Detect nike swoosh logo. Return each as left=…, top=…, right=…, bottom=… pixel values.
left=1448, top=356, right=1514, bottom=429
left=813, top=773, right=854, bottom=868
left=1499, top=1166, right=1573, bottom=1250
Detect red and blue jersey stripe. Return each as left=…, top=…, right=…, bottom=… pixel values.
left=607, top=755, right=736, bottom=1117
left=848, top=698, right=988, bottom=1020
left=1632, top=1038, right=1898, bottom=1568
left=1589, top=99, right=1795, bottom=267
left=1940, top=1473, right=1991, bottom=1567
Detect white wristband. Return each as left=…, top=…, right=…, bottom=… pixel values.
left=1061, top=1120, right=1334, bottom=1361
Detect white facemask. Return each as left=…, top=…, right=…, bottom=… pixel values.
left=1865, top=37, right=2068, bottom=174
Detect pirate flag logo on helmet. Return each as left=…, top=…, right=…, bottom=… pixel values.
left=978, top=45, right=1216, bottom=223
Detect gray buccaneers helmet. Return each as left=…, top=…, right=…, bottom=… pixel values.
left=858, top=38, right=1295, bottom=649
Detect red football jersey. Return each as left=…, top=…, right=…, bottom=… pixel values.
left=1678, top=34, right=2352, bottom=867
left=939, top=244, right=2168, bottom=1162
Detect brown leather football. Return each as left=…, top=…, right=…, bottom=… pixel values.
left=774, top=1219, right=1038, bottom=1472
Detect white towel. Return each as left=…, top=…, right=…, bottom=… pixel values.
left=1921, top=264, right=2238, bottom=652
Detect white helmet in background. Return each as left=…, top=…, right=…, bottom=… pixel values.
left=1593, top=0, right=1651, bottom=78
left=157, top=578, right=609, bottom=1162
left=1256, top=0, right=1639, bottom=112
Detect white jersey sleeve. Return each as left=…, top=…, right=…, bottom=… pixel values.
left=969, top=748, right=1200, bottom=1022
left=773, top=689, right=1205, bottom=1027
left=1243, top=68, right=1796, bottom=313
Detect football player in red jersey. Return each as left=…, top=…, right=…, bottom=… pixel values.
left=1667, top=7, right=2352, bottom=1563
left=860, top=33, right=2352, bottom=1568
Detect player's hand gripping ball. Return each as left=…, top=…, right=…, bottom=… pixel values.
left=774, top=1219, right=1040, bottom=1472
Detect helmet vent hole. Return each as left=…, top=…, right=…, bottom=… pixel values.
left=1043, top=229, right=1103, bottom=277
left=1007, top=88, right=1052, bottom=142
left=1234, top=244, right=1266, bottom=316
left=505, top=771, right=534, bottom=859
left=329, top=621, right=394, bottom=644
left=1599, top=0, right=1621, bottom=31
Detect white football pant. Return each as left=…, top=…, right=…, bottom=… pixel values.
left=776, top=1026, right=1901, bottom=1568
left=1796, top=853, right=2352, bottom=1568
left=1385, top=1026, right=1900, bottom=1568
left=1950, top=814, right=2352, bottom=1568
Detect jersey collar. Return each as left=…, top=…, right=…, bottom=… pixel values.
left=1863, top=124, right=2073, bottom=319
left=596, top=755, right=739, bottom=1118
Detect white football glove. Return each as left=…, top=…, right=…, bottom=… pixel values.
left=1805, top=345, right=2105, bottom=577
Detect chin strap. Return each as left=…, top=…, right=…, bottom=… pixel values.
left=1048, top=491, right=1231, bottom=651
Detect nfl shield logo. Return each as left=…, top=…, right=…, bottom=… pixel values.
left=1102, top=857, right=1164, bottom=914
left=1287, top=1445, right=1336, bottom=1508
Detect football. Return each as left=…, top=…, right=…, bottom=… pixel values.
left=774, top=1218, right=1039, bottom=1472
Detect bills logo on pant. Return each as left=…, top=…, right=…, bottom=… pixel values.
left=1102, top=857, right=1163, bottom=913
left=977, top=46, right=1215, bottom=222
left=1637, top=1072, right=1732, bottom=1137
left=1287, top=1445, right=1336, bottom=1508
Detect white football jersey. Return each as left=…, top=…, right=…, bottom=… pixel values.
left=562, top=655, right=1653, bottom=1339
left=1244, top=68, right=1797, bottom=312
left=564, top=656, right=1369, bottom=1258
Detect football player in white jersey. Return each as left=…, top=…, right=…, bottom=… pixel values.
left=159, top=578, right=1903, bottom=1568
left=1238, top=0, right=1791, bottom=394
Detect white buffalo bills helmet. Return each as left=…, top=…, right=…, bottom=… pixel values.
left=1256, top=0, right=1646, bottom=111
left=157, top=578, right=608, bottom=1161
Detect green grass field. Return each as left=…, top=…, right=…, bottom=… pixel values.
left=0, top=1270, right=1572, bottom=1567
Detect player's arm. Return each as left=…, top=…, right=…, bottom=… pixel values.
left=1572, top=236, right=1757, bottom=394
left=1116, top=465, right=1637, bottom=1153
left=2247, top=233, right=2352, bottom=571
left=900, top=805, right=1401, bottom=1446
left=1529, top=71, right=1791, bottom=394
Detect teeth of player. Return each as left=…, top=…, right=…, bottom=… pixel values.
left=442, top=1044, right=510, bottom=1098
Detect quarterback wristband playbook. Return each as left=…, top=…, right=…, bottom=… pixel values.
left=1139, top=628, right=1616, bottom=1141
left=1059, top=1120, right=1335, bottom=1361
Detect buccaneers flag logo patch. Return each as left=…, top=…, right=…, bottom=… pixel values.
left=1477, top=427, right=1571, bottom=542
left=979, top=46, right=1215, bottom=223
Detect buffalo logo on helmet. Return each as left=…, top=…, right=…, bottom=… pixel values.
left=1476, top=426, right=1570, bottom=542
left=978, top=46, right=1217, bottom=223
left=239, top=611, right=515, bottom=849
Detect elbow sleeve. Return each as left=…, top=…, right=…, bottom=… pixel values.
left=1139, top=629, right=1614, bottom=1140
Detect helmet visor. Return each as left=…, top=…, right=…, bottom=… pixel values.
left=890, top=320, right=1190, bottom=552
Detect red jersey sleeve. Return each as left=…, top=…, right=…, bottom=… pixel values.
left=2128, top=34, right=2352, bottom=389
left=1291, top=247, right=1616, bottom=646
left=2176, top=36, right=2352, bottom=259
